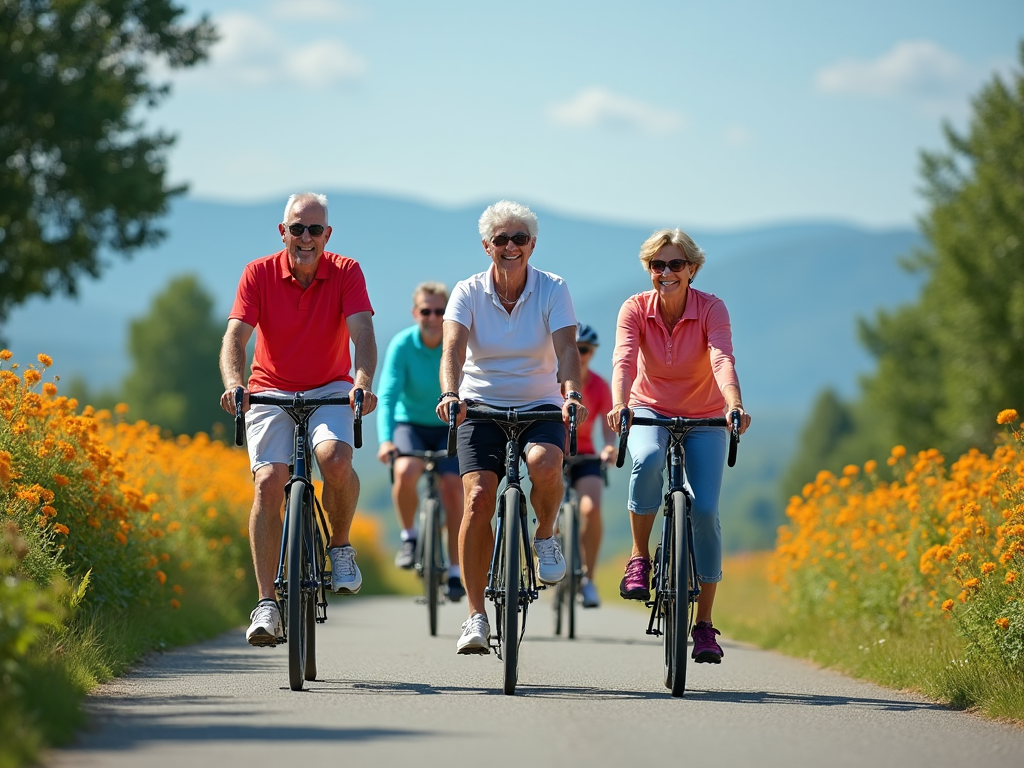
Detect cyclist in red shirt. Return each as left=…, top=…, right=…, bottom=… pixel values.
left=572, top=323, right=617, bottom=607
left=218, top=192, right=378, bottom=646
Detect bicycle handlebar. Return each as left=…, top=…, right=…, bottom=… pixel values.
left=444, top=402, right=578, bottom=458
left=614, top=409, right=741, bottom=469
left=232, top=387, right=364, bottom=449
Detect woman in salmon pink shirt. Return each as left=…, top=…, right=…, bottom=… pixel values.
left=606, top=228, right=752, bottom=664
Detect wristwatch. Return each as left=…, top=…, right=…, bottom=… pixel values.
left=564, top=390, right=583, bottom=402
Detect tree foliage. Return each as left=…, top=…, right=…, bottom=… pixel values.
left=0, top=0, right=215, bottom=325
left=122, top=274, right=228, bottom=437
left=785, top=43, right=1024, bottom=491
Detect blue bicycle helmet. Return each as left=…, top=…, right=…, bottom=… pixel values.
left=576, top=323, right=599, bottom=346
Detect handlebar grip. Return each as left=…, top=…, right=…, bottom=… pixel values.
left=568, top=403, right=578, bottom=457
left=727, top=410, right=740, bottom=468
left=615, top=410, right=630, bottom=468
left=233, top=388, right=245, bottom=447
left=446, top=402, right=460, bottom=455
left=353, top=389, right=364, bottom=449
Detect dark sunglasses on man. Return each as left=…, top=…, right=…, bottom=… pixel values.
left=491, top=233, right=531, bottom=247
left=287, top=223, right=326, bottom=237
left=418, top=308, right=445, bottom=317
left=577, top=345, right=595, bottom=355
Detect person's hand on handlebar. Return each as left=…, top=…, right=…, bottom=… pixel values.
left=562, top=395, right=588, bottom=428
left=726, top=402, right=752, bottom=436
left=377, top=440, right=398, bottom=465
left=352, top=384, right=377, bottom=415
left=220, top=386, right=249, bottom=415
left=607, top=403, right=632, bottom=432
left=436, top=395, right=466, bottom=427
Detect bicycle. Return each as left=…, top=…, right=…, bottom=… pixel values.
left=390, top=448, right=450, bottom=637
left=553, top=454, right=605, bottom=640
left=615, top=410, right=739, bottom=697
left=446, top=402, right=578, bottom=695
left=233, top=387, right=364, bottom=692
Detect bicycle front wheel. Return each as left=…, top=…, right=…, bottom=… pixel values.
left=565, top=499, right=580, bottom=640
left=501, top=487, right=522, bottom=696
left=666, top=490, right=690, bottom=697
left=422, top=496, right=441, bottom=636
left=286, top=485, right=308, bottom=691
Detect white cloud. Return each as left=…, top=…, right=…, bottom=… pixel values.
left=815, top=40, right=964, bottom=99
left=197, top=11, right=366, bottom=88
left=548, top=87, right=685, bottom=134
left=268, top=0, right=363, bottom=22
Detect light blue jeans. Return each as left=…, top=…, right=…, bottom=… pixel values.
left=626, top=408, right=727, bottom=583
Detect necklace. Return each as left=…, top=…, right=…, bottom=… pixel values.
left=496, top=283, right=520, bottom=304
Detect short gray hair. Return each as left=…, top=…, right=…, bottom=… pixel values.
left=478, top=200, right=538, bottom=240
left=283, top=193, right=329, bottom=225
left=413, top=281, right=449, bottom=304
left=638, top=228, right=706, bottom=278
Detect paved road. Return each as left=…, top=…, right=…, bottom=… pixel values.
left=48, top=595, right=1024, bottom=768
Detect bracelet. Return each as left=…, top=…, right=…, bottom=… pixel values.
left=564, top=390, right=583, bottom=402
left=438, top=392, right=459, bottom=403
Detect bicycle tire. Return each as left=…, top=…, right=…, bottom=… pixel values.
left=501, top=487, right=522, bottom=696
left=304, top=588, right=317, bottom=681
left=422, top=497, right=441, bottom=636
left=552, top=501, right=571, bottom=636
left=668, top=490, right=690, bottom=697
left=565, top=499, right=579, bottom=640
left=286, top=485, right=308, bottom=691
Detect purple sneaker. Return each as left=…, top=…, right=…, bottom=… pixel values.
left=619, top=556, right=652, bottom=601
left=691, top=621, right=723, bottom=663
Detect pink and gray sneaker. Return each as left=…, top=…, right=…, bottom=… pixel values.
left=691, top=621, right=723, bottom=663
left=619, top=556, right=652, bottom=601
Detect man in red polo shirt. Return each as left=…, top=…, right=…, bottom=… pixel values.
left=218, top=192, right=378, bottom=646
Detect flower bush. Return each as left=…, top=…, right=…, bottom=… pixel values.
left=771, top=409, right=1024, bottom=672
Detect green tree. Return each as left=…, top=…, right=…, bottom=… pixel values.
left=0, top=0, right=215, bottom=326
left=861, top=44, right=1024, bottom=457
left=122, top=274, right=228, bottom=437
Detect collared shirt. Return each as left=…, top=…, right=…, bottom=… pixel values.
left=376, top=324, right=445, bottom=441
left=229, top=250, right=374, bottom=392
left=612, top=289, right=739, bottom=419
left=445, top=264, right=576, bottom=408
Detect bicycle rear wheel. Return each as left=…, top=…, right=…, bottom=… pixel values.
left=286, top=485, right=308, bottom=691
left=501, top=487, right=522, bottom=696
left=422, top=497, right=441, bottom=636
left=666, top=491, right=690, bottom=697
left=553, top=501, right=570, bottom=636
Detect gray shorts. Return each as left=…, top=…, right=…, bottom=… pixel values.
left=245, top=381, right=354, bottom=473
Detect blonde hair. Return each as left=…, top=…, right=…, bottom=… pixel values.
left=412, top=281, right=449, bottom=305
left=638, top=228, right=706, bottom=280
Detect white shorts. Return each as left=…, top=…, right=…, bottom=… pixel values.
left=245, top=381, right=355, bottom=473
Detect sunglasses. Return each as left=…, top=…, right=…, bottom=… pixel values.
left=418, top=308, right=445, bottom=317
left=287, top=223, right=326, bottom=237
left=577, top=345, right=595, bottom=355
left=491, top=233, right=531, bottom=247
left=649, top=258, right=689, bottom=273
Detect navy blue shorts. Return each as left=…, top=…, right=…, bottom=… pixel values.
left=456, top=403, right=566, bottom=477
left=568, top=457, right=603, bottom=484
left=392, top=423, right=460, bottom=475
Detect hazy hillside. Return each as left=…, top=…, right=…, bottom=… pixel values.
left=3, top=191, right=924, bottom=551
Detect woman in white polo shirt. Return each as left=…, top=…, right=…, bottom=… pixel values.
left=436, top=200, right=589, bottom=655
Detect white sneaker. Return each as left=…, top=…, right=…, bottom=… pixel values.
left=457, top=613, right=491, bottom=655
left=580, top=577, right=601, bottom=608
left=329, top=545, right=362, bottom=594
left=533, top=536, right=566, bottom=584
left=246, top=600, right=281, bottom=646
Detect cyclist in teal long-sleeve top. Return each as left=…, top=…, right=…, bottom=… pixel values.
left=377, top=282, right=465, bottom=600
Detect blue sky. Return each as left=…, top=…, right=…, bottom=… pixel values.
left=154, top=0, right=1021, bottom=228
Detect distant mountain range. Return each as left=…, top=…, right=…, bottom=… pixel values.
left=4, top=191, right=924, bottom=416
left=3, top=191, right=926, bottom=549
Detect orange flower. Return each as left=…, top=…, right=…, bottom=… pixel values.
left=42, top=382, right=58, bottom=396
left=52, top=473, right=70, bottom=486
left=981, top=562, right=997, bottom=575
left=36, top=353, right=53, bottom=368
left=0, top=349, right=11, bottom=360
left=41, top=505, right=57, bottom=518
left=996, top=409, right=1018, bottom=425
left=170, top=599, right=181, bottom=609
left=155, top=570, right=167, bottom=585
left=53, top=523, right=69, bottom=535
left=1006, top=571, right=1018, bottom=584
left=114, top=403, right=129, bottom=415
left=24, top=369, right=42, bottom=385
left=941, top=599, right=954, bottom=612
left=995, top=617, right=1010, bottom=630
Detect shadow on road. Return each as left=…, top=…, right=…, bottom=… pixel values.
left=686, top=688, right=946, bottom=712
left=307, top=678, right=669, bottom=700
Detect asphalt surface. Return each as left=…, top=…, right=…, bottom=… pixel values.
left=47, top=594, right=1024, bottom=768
